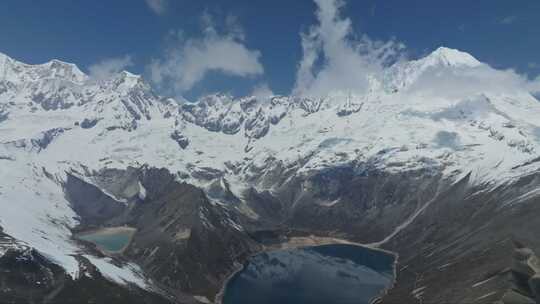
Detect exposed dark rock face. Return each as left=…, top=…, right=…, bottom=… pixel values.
left=0, top=81, right=13, bottom=95
left=55, top=163, right=540, bottom=304
left=63, top=167, right=259, bottom=302
left=0, top=232, right=175, bottom=304
left=244, top=108, right=270, bottom=140
left=90, top=167, right=142, bottom=201
left=178, top=95, right=291, bottom=140
left=337, top=100, right=363, bottom=117
left=292, top=167, right=442, bottom=242
left=171, top=130, right=190, bottom=149
left=298, top=96, right=324, bottom=114
left=126, top=168, right=258, bottom=299
left=0, top=233, right=65, bottom=304
left=495, top=242, right=540, bottom=304
left=180, top=95, right=236, bottom=134
left=240, top=163, right=445, bottom=244
left=121, top=99, right=143, bottom=121
left=80, top=118, right=98, bottom=129
left=31, top=128, right=67, bottom=150
left=189, top=166, right=224, bottom=181
left=225, top=163, right=540, bottom=304
left=221, top=115, right=244, bottom=135
left=50, top=256, right=175, bottom=304
left=4, top=128, right=69, bottom=152
left=0, top=109, right=8, bottom=124
left=63, top=173, right=127, bottom=226
left=113, top=74, right=156, bottom=122
left=31, top=91, right=75, bottom=111
left=378, top=172, right=540, bottom=304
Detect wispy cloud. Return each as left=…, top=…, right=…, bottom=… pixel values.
left=529, top=76, right=540, bottom=94
left=88, top=55, right=133, bottom=81
left=251, top=83, right=274, bottom=99
left=145, top=0, right=167, bottom=15
left=498, top=15, right=517, bottom=25
left=148, top=14, right=264, bottom=96
left=293, top=0, right=405, bottom=97
left=390, top=50, right=540, bottom=100
left=528, top=62, right=539, bottom=69
left=405, top=64, right=535, bottom=98
left=370, top=3, right=377, bottom=17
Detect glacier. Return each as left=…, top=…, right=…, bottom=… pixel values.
left=1, top=46, right=540, bottom=291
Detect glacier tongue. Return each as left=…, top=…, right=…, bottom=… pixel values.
left=1, top=47, right=540, bottom=286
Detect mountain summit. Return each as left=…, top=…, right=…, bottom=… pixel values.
left=425, top=46, right=482, bottom=67
left=0, top=53, right=87, bottom=84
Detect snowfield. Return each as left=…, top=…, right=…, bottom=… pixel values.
left=1, top=47, right=540, bottom=286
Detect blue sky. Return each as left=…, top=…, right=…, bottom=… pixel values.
left=0, top=0, right=538, bottom=99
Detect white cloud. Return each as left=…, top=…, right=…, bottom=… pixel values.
left=529, top=76, right=540, bottom=94
left=145, top=0, right=167, bottom=15
left=293, top=0, right=405, bottom=97
left=290, top=0, right=538, bottom=100
left=251, top=83, right=274, bottom=99
left=148, top=16, right=264, bottom=96
left=88, top=55, right=133, bottom=81
left=499, top=15, right=517, bottom=25
left=402, top=61, right=540, bottom=100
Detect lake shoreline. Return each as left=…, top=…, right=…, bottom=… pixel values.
left=215, top=234, right=398, bottom=304
left=75, top=226, right=137, bottom=255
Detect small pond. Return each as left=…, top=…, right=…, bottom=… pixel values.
left=223, top=244, right=395, bottom=304
left=76, top=227, right=136, bottom=254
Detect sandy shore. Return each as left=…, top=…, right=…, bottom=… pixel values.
left=77, top=226, right=136, bottom=237
left=264, top=235, right=396, bottom=255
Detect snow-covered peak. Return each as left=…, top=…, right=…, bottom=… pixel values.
left=424, top=47, right=482, bottom=68
left=101, top=70, right=149, bottom=94
left=384, top=47, right=483, bottom=92
left=0, top=52, right=9, bottom=67
left=42, top=59, right=87, bottom=83
left=0, top=51, right=167, bottom=128
left=117, top=70, right=141, bottom=81
left=0, top=52, right=87, bottom=84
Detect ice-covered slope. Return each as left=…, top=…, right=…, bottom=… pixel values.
left=1, top=48, right=540, bottom=287
left=384, top=47, right=482, bottom=91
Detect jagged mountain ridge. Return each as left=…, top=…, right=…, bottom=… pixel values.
left=1, top=47, right=540, bottom=303
left=1, top=47, right=539, bottom=180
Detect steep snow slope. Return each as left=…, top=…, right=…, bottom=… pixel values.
left=0, top=48, right=540, bottom=287
left=384, top=47, right=482, bottom=91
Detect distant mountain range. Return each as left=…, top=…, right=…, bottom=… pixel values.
left=1, top=47, right=540, bottom=303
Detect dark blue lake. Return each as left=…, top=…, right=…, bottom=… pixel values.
left=223, top=244, right=395, bottom=304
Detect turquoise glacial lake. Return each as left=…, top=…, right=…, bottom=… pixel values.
left=223, top=244, right=395, bottom=304
left=77, top=228, right=136, bottom=253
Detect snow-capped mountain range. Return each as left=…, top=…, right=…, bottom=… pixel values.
left=1, top=47, right=540, bottom=289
